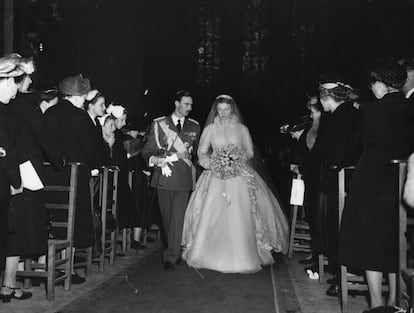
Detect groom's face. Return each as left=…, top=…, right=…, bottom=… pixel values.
left=175, top=96, right=193, bottom=118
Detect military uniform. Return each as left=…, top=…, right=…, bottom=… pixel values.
left=142, top=115, right=200, bottom=264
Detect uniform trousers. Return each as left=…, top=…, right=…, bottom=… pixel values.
left=157, top=189, right=189, bottom=263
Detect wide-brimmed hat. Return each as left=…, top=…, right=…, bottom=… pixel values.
left=0, top=53, right=35, bottom=78
left=59, top=74, right=91, bottom=96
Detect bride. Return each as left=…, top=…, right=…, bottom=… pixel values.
left=182, top=94, right=289, bottom=273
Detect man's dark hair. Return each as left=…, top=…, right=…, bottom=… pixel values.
left=174, top=90, right=192, bottom=102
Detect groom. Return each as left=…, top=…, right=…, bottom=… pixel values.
left=142, top=90, right=200, bottom=271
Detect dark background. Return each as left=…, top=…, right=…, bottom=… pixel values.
left=2, top=0, right=414, bottom=145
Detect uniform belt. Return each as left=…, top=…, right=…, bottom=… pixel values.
left=175, top=152, right=191, bottom=160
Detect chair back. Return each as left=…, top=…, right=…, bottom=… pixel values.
left=43, top=162, right=81, bottom=242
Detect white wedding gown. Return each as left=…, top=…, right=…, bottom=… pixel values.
left=182, top=117, right=289, bottom=273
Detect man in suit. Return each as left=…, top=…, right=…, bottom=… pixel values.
left=142, top=90, right=200, bottom=271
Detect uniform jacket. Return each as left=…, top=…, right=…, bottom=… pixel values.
left=142, top=115, right=200, bottom=191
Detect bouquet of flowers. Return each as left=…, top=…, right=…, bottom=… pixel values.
left=210, top=144, right=246, bottom=180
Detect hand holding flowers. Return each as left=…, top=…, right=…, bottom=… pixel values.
left=210, top=144, right=246, bottom=180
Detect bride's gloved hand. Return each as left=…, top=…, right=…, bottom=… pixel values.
left=200, top=158, right=211, bottom=170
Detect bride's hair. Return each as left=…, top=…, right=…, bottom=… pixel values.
left=204, top=94, right=245, bottom=126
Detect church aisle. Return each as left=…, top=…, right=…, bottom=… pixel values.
left=59, top=252, right=277, bottom=313
left=0, top=240, right=369, bottom=313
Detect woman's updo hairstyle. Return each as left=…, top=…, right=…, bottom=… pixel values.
left=318, top=72, right=356, bottom=102
left=368, top=58, right=407, bottom=90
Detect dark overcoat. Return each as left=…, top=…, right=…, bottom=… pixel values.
left=339, top=92, right=410, bottom=272
left=44, top=99, right=95, bottom=248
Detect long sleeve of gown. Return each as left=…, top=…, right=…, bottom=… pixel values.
left=241, top=125, right=254, bottom=160
left=197, top=125, right=212, bottom=169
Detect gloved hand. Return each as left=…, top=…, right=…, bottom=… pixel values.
left=163, top=153, right=179, bottom=166
left=161, top=165, right=172, bottom=177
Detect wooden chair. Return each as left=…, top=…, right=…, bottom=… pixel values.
left=288, top=172, right=311, bottom=258
left=16, top=163, right=80, bottom=300
left=394, top=160, right=413, bottom=310
left=98, top=166, right=119, bottom=270
left=75, top=166, right=120, bottom=272
left=71, top=170, right=98, bottom=277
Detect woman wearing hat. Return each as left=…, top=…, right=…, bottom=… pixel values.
left=44, top=74, right=95, bottom=284
left=0, top=54, right=42, bottom=302
left=338, top=59, right=410, bottom=311
left=318, top=76, right=361, bottom=296
left=106, top=104, right=146, bottom=251
left=0, top=56, right=23, bottom=299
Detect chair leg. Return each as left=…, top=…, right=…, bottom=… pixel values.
left=288, top=205, right=298, bottom=258
left=143, top=229, right=148, bottom=245
left=64, top=246, right=71, bottom=290
left=23, top=259, right=32, bottom=289
left=340, top=265, right=348, bottom=311
left=318, top=254, right=325, bottom=283
left=407, top=276, right=414, bottom=312
left=122, top=229, right=127, bottom=254
left=85, top=247, right=93, bottom=276
left=110, top=230, right=116, bottom=266
left=47, top=245, right=55, bottom=300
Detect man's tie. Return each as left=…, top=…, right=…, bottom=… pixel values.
left=95, top=117, right=103, bottom=136
left=176, top=119, right=182, bottom=132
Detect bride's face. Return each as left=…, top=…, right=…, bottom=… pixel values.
left=217, top=102, right=232, bottom=120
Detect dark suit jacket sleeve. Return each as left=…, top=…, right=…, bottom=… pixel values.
left=191, top=124, right=201, bottom=163
left=75, top=113, right=96, bottom=168
left=30, top=109, right=65, bottom=170
left=141, top=121, right=159, bottom=164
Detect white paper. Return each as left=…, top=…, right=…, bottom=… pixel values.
left=19, top=160, right=44, bottom=191
left=290, top=178, right=305, bottom=206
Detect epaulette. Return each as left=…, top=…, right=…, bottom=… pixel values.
left=187, top=118, right=199, bottom=125
left=153, top=116, right=166, bottom=122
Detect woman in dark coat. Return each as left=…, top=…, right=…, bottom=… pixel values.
left=0, top=57, right=22, bottom=278
left=99, top=114, right=138, bottom=232
left=0, top=54, right=39, bottom=302
left=338, top=60, right=410, bottom=309
left=44, top=75, right=95, bottom=251
left=106, top=105, right=150, bottom=250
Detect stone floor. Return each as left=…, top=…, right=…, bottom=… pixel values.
left=279, top=253, right=367, bottom=313
left=0, top=240, right=369, bottom=313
